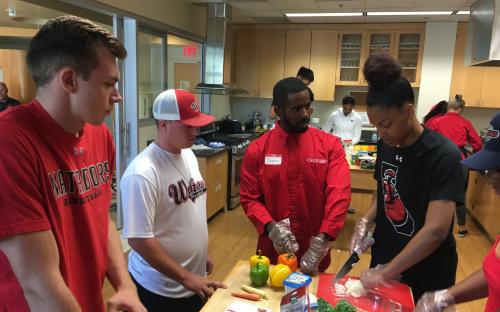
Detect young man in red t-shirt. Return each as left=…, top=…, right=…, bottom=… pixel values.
left=0, top=16, right=145, bottom=312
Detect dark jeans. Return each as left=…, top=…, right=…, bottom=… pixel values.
left=130, top=273, right=204, bottom=312
left=456, top=166, right=469, bottom=226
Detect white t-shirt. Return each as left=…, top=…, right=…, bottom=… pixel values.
left=120, top=142, right=208, bottom=298
left=323, top=108, right=363, bottom=145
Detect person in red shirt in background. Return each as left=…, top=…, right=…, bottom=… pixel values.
left=240, top=77, right=351, bottom=275
left=428, top=95, right=483, bottom=237
left=423, top=100, right=447, bottom=128
left=416, top=112, right=500, bottom=312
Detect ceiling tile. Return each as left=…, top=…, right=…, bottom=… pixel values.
left=317, top=1, right=364, bottom=10
left=229, top=2, right=277, bottom=10
left=412, top=0, right=465, bottom=10
left=271, top=1, right=321, bottom=10
left=231, top=16, right=257, bottom=23
left=366, top=0, right=415, bottom=9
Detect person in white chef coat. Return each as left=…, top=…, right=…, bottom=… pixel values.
left=323, top=95, right=363, bottom=145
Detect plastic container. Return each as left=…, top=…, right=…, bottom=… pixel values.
left=283, top=272, right=312, bottom=294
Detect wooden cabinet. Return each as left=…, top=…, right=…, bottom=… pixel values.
left=197, top=151, right=229, bottom=219
left=467, top=171, right=500, bottom=241
left=336, top=31, right=366, bottom=86
left=258, top=30, right=286, bottom=98
left=231, top=24, right=426, bottom=98
left=366, top=31, right=395, bottom=56
left=480, top=68, right=500, bottom=108
left=309, top=30, right=338, bottom=101
left=284, top=30, right=311, bottom=78
left=450, top=24, right=500, bottom=108
left=233, top=30, right=260, bottom=97
left=450, top=25, right=484, bottom=107
left=394, top=30, right=424, bottom=87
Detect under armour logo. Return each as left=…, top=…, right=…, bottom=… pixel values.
left=73, top=147, right=85, bottom=156
left=396, top=155, right=403, bottom=162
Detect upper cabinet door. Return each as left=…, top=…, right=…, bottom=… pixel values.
left=366, top=31, right=395, bottom=56
left=234, top=30, right=261, bottom=97
left=259, top=30, right=286, bottom=98
left=480, top=67, right=500, bottom=108
left=336, top=31, right=366, bottom=86
left=284, top=30, right=311, bottom=78
left=449, top=25, right=484, bottom=107
left=310, top=30, right=338, bottom=101
left=395, top=30, right=425, bottom=87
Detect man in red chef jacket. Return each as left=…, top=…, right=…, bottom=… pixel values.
left=240, top=77, right=351, bottom=275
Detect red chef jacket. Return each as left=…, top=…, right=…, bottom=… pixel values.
left=428, top=112, right=483, bottom=159
left=240, top=122, right=351, bottom=271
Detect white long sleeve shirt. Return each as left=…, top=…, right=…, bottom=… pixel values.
left=323, top=108, right=363, bottom=145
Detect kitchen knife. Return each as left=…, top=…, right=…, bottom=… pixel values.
left=332, top=247, right=361, bottom=284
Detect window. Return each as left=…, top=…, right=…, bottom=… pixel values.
left=138, top=30, right=165, bottom=120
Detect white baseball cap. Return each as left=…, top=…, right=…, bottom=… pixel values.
left=152, top=89, right=215, bottom=127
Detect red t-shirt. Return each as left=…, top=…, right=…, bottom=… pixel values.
left=240, top=122, right=351, bottom=270
left=427, top=112, right=483, bottom=159
left=484, top=236, right=500, bottom=312
left=0, top=100, right=115, bottom=311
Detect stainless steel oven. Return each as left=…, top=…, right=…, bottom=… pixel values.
left=202, top=131, right=255, bottom=210
left=229, top=153, right=244, bottom=209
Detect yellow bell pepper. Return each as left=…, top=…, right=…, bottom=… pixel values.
left=249, top=250, right=270, bottom=268
left=269, top=263, right=292, bottom=288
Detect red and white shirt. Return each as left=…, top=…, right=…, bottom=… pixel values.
left=484, top=236, right=500, bottom=312
left=0, top=100, right=115, bottom=312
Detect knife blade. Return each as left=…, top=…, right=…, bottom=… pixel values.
left=332, top=248, right=361, bottom=284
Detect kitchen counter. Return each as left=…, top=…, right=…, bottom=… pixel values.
left=192, top=147, right=229, bottom=158
left=467, top=171, right=500, bottom=242
left=349, top=163, right=376, bottom=192
left=200, top=260, right=319, bottom=312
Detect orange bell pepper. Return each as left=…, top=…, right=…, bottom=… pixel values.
left=278, top=253, right=298, bottom=272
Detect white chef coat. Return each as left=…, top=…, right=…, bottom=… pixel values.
left=323, top=108, right=363, bottom=145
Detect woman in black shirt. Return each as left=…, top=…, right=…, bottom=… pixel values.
left=349, top=53, right=464, bottom=301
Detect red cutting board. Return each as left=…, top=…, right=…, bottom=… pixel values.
left=316, top=273, right=415, bottom=312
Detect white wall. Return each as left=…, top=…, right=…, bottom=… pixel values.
left=97, top=0, right=206, bottom=38
left=417, top=22, right=458, bottom=121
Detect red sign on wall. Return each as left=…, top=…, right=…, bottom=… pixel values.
left=183, top=46, right=198, bottom=57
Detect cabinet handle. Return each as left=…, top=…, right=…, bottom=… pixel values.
left=215, top=182, right=221, bottom=192
left=216, top=157, right=222, bottom=165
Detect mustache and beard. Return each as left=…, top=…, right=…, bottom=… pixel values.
left=280, top=114, right=310, bottom=134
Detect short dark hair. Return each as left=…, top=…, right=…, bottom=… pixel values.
left=296, top=66, right=314, bottom=83
left=307, top=87, right=314, bottom=103
left=27, top=15, right=127, bottom=87
left=363, top=53, right=414, bottom=109
left=272, top=77, right=308, bottom=109
left=342, top=95, right=355, bottom=105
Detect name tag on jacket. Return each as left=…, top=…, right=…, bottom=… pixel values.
left=265, top=155, right=282, bottom=165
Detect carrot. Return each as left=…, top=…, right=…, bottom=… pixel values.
left=231, top=291, right=261, bottom=301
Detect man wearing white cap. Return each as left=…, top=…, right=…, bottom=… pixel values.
left=120, top=89, right=226, bottom=311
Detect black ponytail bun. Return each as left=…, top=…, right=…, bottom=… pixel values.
left=363, top=53, right=402, bottom=89
left=363, top=53, right=414, bottom=109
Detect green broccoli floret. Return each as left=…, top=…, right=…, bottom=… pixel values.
left=333, top=299, right=356, bottom=312
left=317, top=298, right=335, bottom=312
left=317, top=299, right=356, bottom=312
